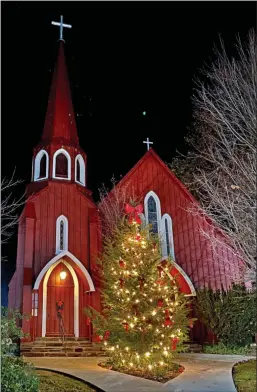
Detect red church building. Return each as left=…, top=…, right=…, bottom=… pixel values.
left=8, top=20, right=242, bottom=349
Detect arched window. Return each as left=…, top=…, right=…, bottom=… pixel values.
left=53, top=149, right=71, bottom=180
left=161, top=214, right=175, bottom=259
left=34, top=150, right=49, bottom=181
left=39, top=154, right=47, bottom=178
left=75, top=154, right=86, bottom=186
left=144, top=191, right=161, bottom=235
left=56, top=215, right=68, bottom=254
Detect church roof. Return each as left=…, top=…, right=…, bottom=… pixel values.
left=112, top=148, right=197, bottom=204
left=41, top=41, right=79, bottom=147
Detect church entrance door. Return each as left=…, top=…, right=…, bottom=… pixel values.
left=46, top=262, right=74, bottom=336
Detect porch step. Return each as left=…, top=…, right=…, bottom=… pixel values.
left=23, top=351, right=107, bottom=357
left=21, top=337, right=108, bottom=358
left=184, top=342, right=203, bottom=353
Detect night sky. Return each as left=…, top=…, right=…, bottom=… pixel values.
left=1, top=1, right=256, bottom=289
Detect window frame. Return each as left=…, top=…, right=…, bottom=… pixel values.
left=161, top=213, right=175, bottom=259
left=34, top=149, right=49, bottom=182
left=56, top=215, right=68, bottom=254
left=75, top=154, right=86, bottom=186
left=52, top=148, right=71, bottom=181
left=144, top=191, right=162, bottom=236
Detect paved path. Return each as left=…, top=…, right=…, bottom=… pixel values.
left=26, top=353, right=255, bottom=392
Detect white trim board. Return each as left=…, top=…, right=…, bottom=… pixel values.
left=33, top=250, right=95, bottom=292
left=42, top=259, right=79, bottom=337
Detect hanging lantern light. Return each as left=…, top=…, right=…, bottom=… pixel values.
left=60, top=270, right=67, bottom=280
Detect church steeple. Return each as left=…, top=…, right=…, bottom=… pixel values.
left=42, top=41, right=79, bottom=147
left=30, top=17, right=88, bottom=190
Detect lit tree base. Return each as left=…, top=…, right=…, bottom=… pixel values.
left=99, top=357, right=184, bottom=383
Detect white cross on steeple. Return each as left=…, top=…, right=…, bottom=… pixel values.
left=51, top=15, right=72, bottom=41
left=143, top=137, right=153, bottom=151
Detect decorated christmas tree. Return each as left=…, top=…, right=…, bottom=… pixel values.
left=86, top=202, right=193, bottom=376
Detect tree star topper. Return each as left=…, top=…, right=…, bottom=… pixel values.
left=143, top=137, right=153, bottom=151
left=51, top=15, right=72, bottom=41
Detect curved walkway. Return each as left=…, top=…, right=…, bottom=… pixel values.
left=25, top=353, right=255, bottom=392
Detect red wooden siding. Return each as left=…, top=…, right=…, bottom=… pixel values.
left=111, top=150, right=242, bottom=292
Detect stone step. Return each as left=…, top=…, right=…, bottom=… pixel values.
left=30, top=346, right=105, bottom=353
left=22, top=351, right=108, bottom=357
left=35, top=337, right=90, bottom=342
left=32, top=341, right=93, bottom=347
left=185, top=343, right=202, bottom=353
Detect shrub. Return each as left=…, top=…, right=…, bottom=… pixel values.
left=203, top=343, right=251, bottom=355
left=1, top=307, right=39, bottom=392
left=1, top=356, right=39, bottom=392
left=195, top=285, right=256, bottom=346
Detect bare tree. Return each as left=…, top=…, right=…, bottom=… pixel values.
left=98, top=177, right=139, bottom=239
left=170, top=30, right=257, bottom=283
left=1, top=171, right=24, bottom=246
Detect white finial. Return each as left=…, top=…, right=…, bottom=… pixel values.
left=51, top=15, right=72, bottom=41
left=143, top=137, right=153, bottom=151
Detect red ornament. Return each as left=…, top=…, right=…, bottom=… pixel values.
left=123, top=322, right=129, bottom=332
left=164, top=318, right=173, bottom=327
left=136, top=234, right=141, bottom=241
left=119, top=278, right=124, bottom=288
left=157, top=298, right=164, bottom=307
left=119, top=259, right=125, bottom=268
left=156, top=278, right=165, bottom=286
left=171, top=337, right=179, bottom=350
left=96, top=335, right=102, bottom=342
left=103, top=330, right=110, bottom=340
left=165, top=309, right=170, bottom=317
left=125, top=203, right=143, bottom=224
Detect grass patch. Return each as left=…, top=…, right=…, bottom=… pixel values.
left=233, top=360, right=256, bottom=392
left=36, top=370, right=97, bottom=392
left=99, top=361, right=184, bottom=383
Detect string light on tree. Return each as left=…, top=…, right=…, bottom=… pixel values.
left=85, top=200, right=194, bottom=378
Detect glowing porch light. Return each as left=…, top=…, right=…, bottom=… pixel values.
left=60, top=270, right=67, bottom=280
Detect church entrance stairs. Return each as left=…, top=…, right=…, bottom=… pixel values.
left=21, top=337, right=108, bottom=357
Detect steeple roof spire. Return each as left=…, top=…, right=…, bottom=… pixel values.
left=42, top=40, right=79, bottom=146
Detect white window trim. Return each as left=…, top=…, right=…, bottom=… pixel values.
left=75, top=154, right=86, bottom=186
left=161, top=213, right=175, bottom=260
left=159, top=256, right=196, bottom=296
left=52, top=148, right=71, bottom=181
left=144, top=191, right=162, bottom=235
left=56, top=215, right=68, bottom=254
left=34, top=150, right=49, bottom=182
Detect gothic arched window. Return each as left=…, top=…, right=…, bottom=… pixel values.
left=56, top=215, right=68, bottom=254
left=75, top=154, right=86, bottom=186
left=33, top=150, right=49, bottom=181
left=144, top=191, right=161, bottom=235
left=53, top=149, right=71, bottom=180
left=161, top=214, right=175, bottom=259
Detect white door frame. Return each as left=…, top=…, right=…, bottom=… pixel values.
left=42, top=260, right=79, bottom=337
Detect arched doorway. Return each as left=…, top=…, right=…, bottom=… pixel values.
left=46, top=262, right=74, bottom=336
